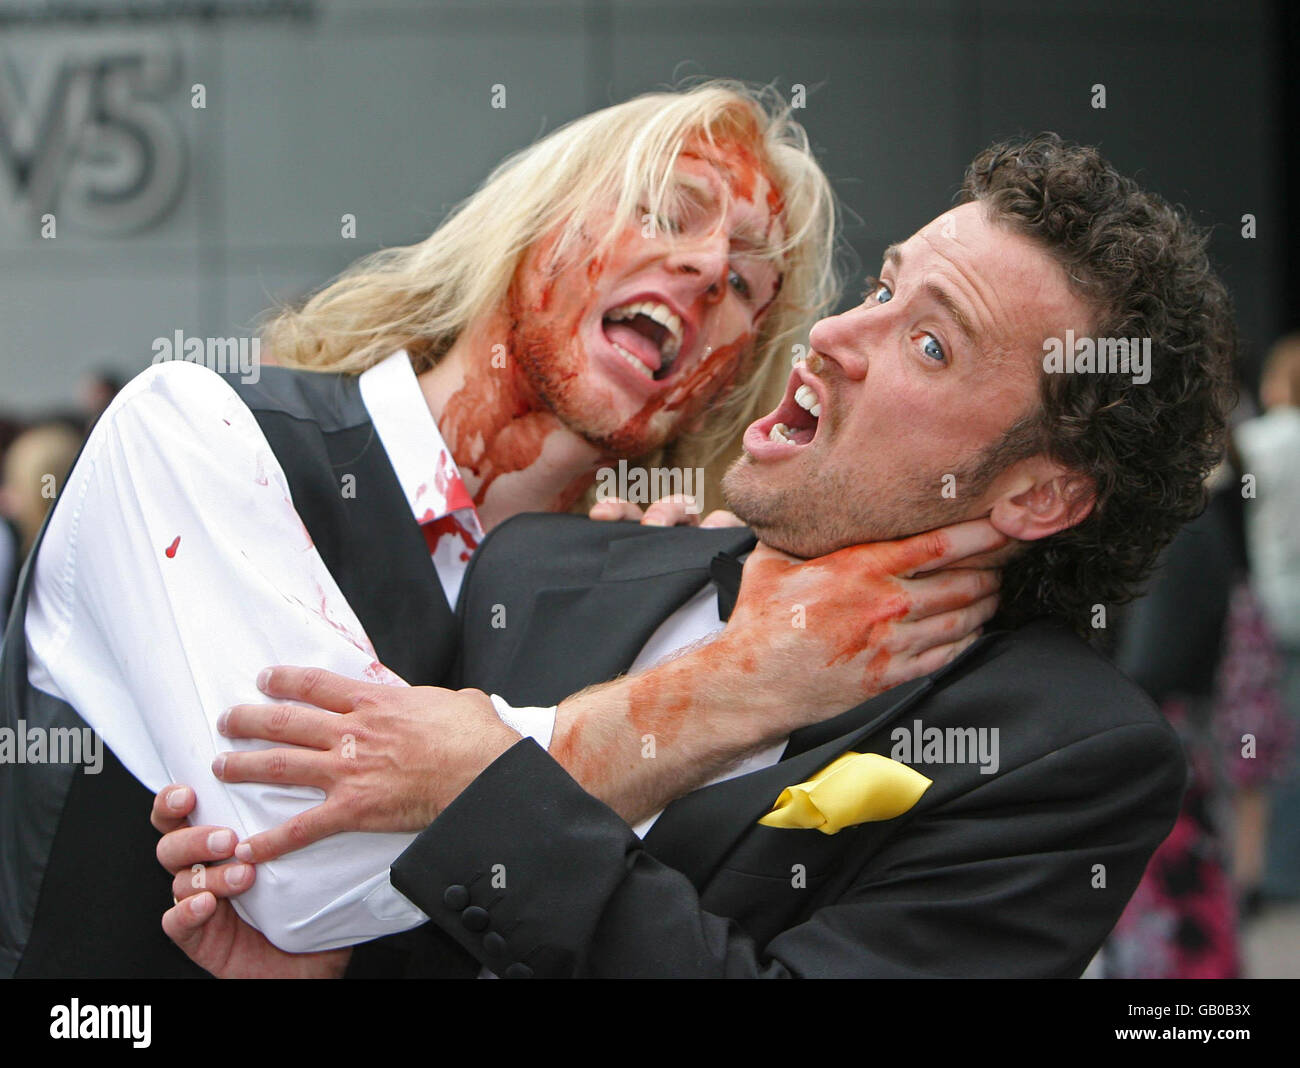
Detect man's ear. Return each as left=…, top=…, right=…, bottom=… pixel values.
left=987, top=457, right=1095, bottom=542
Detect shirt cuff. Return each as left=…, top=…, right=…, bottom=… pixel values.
left=489, top=693, right=556, bottom=750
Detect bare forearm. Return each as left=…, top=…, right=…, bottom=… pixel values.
left=549, top=634, right=784, bottom=824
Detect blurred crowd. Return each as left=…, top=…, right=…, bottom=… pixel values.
left=1, top=343, right=1297, bottom=979
left=0, top=370, right=120, bottom=635
left=1099, top=334, right=1300, bottom=977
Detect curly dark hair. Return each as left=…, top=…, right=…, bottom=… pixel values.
left=958, top=133, right=1238, bottom=636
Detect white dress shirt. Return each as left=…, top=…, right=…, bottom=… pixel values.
left=25, top=349, right=784, bottom=956
left=25, top=351, right=548, bottom=952
left=625, top=581, right=788, bottom=839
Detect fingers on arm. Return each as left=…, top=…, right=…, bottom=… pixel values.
left=885, top=519, right=1010, bottom=576
left=157, top=825, right=237, bottom=874
left=640, top=495, right=702, bottom=527
left=700, top=509, right=744, bottom=528
left=157, top=823, right=254, bottom=901
left=219, top=701, right=341, bottom=749
left=172, top=859, right=255, bottom=901
left=151, top=784, right=195, bottom=834
left=255, top=665, right=366, bottom=714
left=901, top=567, right=1001, bottom=619
left=589, top=498, right=644, bottom=522
left=897, top=593, right=1000, bottom=657
left=590, top=495, right=713, bottom=527
left=234, top=803, right=345, bottom=865
left=161, top=891, right=217, bottom=953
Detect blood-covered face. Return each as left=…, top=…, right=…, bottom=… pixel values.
left=508, top=146, right=786, bottom=457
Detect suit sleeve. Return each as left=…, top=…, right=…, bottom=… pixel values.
left=390, top=723, right=1186, bottom=978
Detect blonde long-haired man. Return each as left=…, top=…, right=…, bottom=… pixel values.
left=261, top=81, right=839, bottom=518
left=2, top=81, right=993, bottom=977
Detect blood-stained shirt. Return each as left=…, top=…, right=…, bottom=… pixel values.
left=24, top=350, right=553, bottom=953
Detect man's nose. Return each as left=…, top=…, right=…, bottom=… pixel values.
left=665, top=232, right=729, bottom=304
left=808, top=306, right=869, bottom=380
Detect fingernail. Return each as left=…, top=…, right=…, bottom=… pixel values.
left=216, top=709, right=230, bottom=735
left=211, top=754, right=226, bottom=777
left=235, top=841, right=254, bottom=862
left=207, top=829, right=234, bottom=854
left=226, top=863, right=251, bottom=888
left=256, top=668, right=272, bottom=691
left=190, top=893, right=214, bottom=918
left=166, top=786, right=189, bottom=810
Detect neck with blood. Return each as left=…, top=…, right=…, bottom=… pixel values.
left=418, top=305, right=608, bottom=533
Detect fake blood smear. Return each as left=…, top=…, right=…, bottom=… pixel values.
left=313, top=581, right=376, bottom=657
left=432, top=460, right=475, bottom=514
left=164, top=535, right=181, bottom=558
left=421, top=512, right=480, bottom=563
left=439, top=335, right=572, bottom=509
left=682, top=138, right=784, bottom=223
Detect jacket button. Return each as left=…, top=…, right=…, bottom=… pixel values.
left=461, top=905, right=490, bottom=931
left=483, top=931, right=507, bottom=957
left=442, top=885, right=470, bottom=911
left=504, top=962, right=533, bottom=979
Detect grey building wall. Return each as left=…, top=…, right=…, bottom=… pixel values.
left=0, top=0, right=1278, bottom=413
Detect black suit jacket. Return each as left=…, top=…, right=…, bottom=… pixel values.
left=388, top=513, right=1187, bottom=978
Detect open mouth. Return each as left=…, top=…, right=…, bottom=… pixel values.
left=746, top=365, right=824, bottom=456
left=601, top=299, right=685, bottom=381
left=768, top=380, right=821, bottom=445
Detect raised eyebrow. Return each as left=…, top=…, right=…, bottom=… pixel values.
left=880, top=243, right=978, bottom=349
left=922, top=282, right=978, bottom=350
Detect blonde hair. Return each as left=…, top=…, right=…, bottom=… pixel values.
left=260, top=80, right=840, bottom=488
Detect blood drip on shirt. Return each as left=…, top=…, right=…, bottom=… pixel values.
left=312, top=580, right=378, bottom=658
left=421, top=512, right=480, bottom=563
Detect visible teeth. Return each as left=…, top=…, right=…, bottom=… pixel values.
left=605, top=300, right=683, bottom=360
left=794, top=384, right=821, bottom=419
left=768, top=422, right=793, bottom=443
left=612, top=342, right=653, bottom=378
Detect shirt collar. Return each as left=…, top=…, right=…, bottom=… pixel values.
left=357, top=350, right=481, bottom=532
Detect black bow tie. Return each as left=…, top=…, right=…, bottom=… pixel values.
left=709, top=551, right=745, bottom=621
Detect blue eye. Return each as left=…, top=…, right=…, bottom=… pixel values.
left=729, top=268, right=751, bottom=299
left=921, top=335, right=946, bottom=363
left=863, top=277, right=892, bottom=304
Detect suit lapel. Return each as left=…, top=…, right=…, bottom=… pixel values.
left=499, top=525, right=756, bottom=706
left=641, top=631, right=1002, bottom=888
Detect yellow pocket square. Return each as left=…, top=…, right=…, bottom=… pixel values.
left=758, top=752, right=932, bottom=834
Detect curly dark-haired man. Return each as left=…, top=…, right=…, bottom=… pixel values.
left=152, top=133, right=1237, bottom=978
